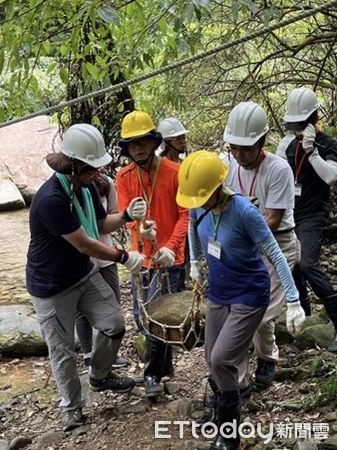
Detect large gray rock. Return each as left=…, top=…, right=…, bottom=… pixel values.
left=318, top=435, right=337, bottom=449
left=32, top=431, right=64, bottom=450
left=294, top=442, right=318, bottom=450
left=275, top=313, right=326, bottom=346
left=0, top=305, right=47, bottom=356
left=295, top=323, right=335, bottom=350
left=275, top=310, right=293, bottom=344
left=0, top=440, right=9, bottom=450
left=0, top=116, right=57, bottom=208
left=0, top=179, right=25, bottom=211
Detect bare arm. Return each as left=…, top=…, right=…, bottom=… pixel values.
left=98, top=212, right=127, bottom=234
left=264, top=208, right=285, bottom=232
left=62, top=226, right=120, bottom=260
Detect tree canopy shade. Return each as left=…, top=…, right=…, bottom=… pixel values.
left=0, top=0, right=336, bottom=148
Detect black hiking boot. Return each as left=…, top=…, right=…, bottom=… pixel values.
left=239, top=383, right=253, bottom=402
left=255, top=358, right=276, bottom=385
left=90, top=372, right=135, bottom=393
left=210, top=391, right=241, bottom=450
left=62, top=408, right=84, bottom=432
left=144, top=375, right=163, bottom=397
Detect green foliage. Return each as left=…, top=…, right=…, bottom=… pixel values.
left=0, top=0, right=336, bottom=150
left=309, top=355, right=324, bottom=376
left=303, top=372, right=337, bottom=411
left=322, top=126, right=337, bottom=138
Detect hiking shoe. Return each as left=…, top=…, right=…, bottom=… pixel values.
left=197, top=407, right=217, bottom=428
left=162, top=367, right=174, bottom=379
left=255, top=358, right=276, bottom=385
left=62, top=408, right=84, bottom=432
left=240, top=384, right=253, bottom=402
left=81, top=357, right=91, bottom=374
left=112, top=355, right=129, bottom=369
left=90, top=372, right=135, bottom=393
left=144, top=375, right=163, bottom=397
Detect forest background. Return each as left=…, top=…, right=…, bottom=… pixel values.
left=0, top=0, right=336, bottom=158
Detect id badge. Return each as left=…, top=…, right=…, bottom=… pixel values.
left=207, top=238, right=222, bottom=259
left=294, top=183, right=302, bottom=197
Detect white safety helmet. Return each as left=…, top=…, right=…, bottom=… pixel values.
left=223, top=102, right=269, bottom=146
left=158, top=118, right=188, bottom=140
left=283, top=87, right=320, bottom=125
left=62, top=123, right=112, bottom=168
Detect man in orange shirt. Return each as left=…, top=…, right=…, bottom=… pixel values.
left=116, top=111, right=189, bottom=397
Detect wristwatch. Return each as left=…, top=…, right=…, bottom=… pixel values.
left=122, top=209, right=134, bottom=222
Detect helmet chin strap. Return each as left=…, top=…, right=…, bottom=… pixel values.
left=166, top=140, right=185, bottom=154
left=249, top=147, right=264, bottom=168
left=195, top=186, right=222, bottom=227
left=133, top=143, right=157, bottom=171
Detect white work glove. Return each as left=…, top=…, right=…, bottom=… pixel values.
left=124, top=251, right=144, bottom=274
left=140, top=220, right=157, bottom=241
left=302, top=123, right=316, bottom=153
left=126, top=197, right=147, bottom=221
left=153, top=247, right=175, bottom=268
left=190, top=260, right=202, bottom=284
left=286, top=301, right=306, bottom=336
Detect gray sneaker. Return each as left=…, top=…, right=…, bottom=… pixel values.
left=62, top=408, right=84, bottom=432
left=112, top=355, right=129, bottom=369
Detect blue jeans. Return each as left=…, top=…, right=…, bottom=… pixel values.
left=293, top=214, right=334, bottom=300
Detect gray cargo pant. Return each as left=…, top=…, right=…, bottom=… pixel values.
left=31, top=270, right=124, bottom=411
left=205, top=301, right=266, bottom=392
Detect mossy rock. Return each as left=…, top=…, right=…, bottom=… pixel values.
left=294, top=324, right=335, bottom=350
left=275, top=321, right=294, bottom=344
left=318, top=307, right=330, bottom=322
left=0, top=331, right=47, bottom=356
left=301, top=315, right=325, bottom=329
left=142, top=290, right=206, bottom=350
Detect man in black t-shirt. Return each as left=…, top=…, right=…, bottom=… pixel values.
left=277, top=87, right=337, bottom=352
left=26, top=123, right=146, bottom=431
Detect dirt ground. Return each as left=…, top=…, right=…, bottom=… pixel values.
left=1, top=280, right=337, bottom=450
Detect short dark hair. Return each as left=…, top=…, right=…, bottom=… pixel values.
left=308, top=110, right=319, bottom=125
left=257, top=135, right=266, bottom=150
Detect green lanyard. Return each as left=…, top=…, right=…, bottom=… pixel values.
left=211, top=212, right=222, bottom=241
left=210, top=194, right=230, bottom=240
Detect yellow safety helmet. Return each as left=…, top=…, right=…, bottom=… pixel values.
left=119, top=111, right=163, bottom=158
left=176, top=150, right=229, bottom=208
left=120, top=111, right=156, bottom=140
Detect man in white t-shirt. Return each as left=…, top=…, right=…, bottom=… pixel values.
left=222, top=102, right=299, bottom=390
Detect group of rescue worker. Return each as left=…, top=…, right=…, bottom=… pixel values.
left=25, top=86, right=337, bottom=450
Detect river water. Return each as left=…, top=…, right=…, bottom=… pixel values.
left=0, top=209, right=31, bottom=305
